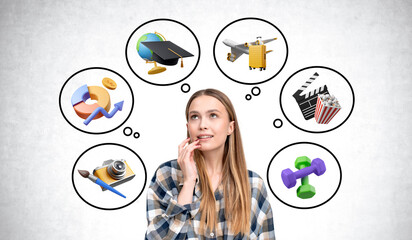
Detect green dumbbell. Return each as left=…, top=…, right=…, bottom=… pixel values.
left=295, top=156, right=316, bottom=199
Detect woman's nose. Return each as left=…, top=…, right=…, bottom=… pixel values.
left=199, top=118, right=208, bottom=130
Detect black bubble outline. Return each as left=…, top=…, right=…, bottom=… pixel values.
left=245, top=94, right=252, bottom=101
left=133, top=132, right=140, bottom=139
left=251, top=86, right=261, bottom=96
left=213, top=17, right=289, bottom=85
left=280, top=66, right=355, bottom=134
left=123, top=127, right=133, bottom=136
left=273, top=119, right=283, bottom=128
left=59, top=67, right=134, bottom=135
left=181, top=83, right=191, bottom=93
left=125, top=18, right=201, bottom=86
left=266, top=142, right=342, bottom=210
left=71, top=143, right=147, bottom=211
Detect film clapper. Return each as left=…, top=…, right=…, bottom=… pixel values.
left=292, top=72, right=329, bottom=120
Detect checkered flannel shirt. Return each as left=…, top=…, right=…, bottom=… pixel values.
left=146, top=160, right=275, bottom=239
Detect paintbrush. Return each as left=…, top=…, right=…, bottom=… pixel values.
left=78, top=169, right=126, bottom=198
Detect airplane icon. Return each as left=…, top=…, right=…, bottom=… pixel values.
left=223, top=37, right=277, bottom=71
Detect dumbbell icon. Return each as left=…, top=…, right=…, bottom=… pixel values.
left=281, top=157, right=326, bottom=199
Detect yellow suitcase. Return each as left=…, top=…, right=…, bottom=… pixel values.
left=249, top=44, right=266, bottom=70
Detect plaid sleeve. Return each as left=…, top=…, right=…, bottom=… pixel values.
left=249, top=172, right=276, bottom=240
left=145, top=161, right=197, bottom=240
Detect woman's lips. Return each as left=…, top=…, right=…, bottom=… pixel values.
left=197, top=135, right=213, bottom=141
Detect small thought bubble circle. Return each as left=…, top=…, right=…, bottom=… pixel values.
left=181, top=83, right=191, bottom=93
left=251, top=87, right=261, bottom=96
left=273, top=119, right=283, bottom=128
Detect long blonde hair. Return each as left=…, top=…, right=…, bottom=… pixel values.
left=185, top=89, right=251, bottom=236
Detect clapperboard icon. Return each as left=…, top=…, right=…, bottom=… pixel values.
left=292, top=72, right=329, bottom=120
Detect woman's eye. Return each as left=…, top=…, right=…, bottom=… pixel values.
left=190, top=115, right=199, bottom=120
left=210, top=113, right=217, bottom=118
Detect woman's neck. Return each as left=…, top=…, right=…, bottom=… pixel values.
left=202, top=146, right=224, bottom=176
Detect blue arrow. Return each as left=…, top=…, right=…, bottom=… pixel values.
left=84, top=101, right=124, bottom=125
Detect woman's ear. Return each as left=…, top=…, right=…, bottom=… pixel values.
left=227, top=121, right=235, bottom=135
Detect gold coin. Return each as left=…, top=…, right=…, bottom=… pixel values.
left=102, top=77, right=117, bottom=90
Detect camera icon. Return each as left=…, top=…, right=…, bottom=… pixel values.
left=93, top=159, right=135, bottom=190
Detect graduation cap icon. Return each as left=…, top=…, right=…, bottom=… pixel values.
left=140, top=40, right=194, bottom=74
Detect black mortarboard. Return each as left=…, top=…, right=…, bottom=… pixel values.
left=141, top=41, right=194, bottom=66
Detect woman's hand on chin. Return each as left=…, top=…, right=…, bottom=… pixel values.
left=177, top=137, right=200, bottom=184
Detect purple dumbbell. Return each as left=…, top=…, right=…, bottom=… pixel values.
left=281, top=158, right=326, bottom=188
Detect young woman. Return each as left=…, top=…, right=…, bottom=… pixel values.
left=146, top=89, right=275, bottom=239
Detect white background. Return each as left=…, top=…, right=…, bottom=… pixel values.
left=1, top=0, right=411, bottom=240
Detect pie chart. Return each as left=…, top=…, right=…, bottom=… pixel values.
left=71, top=84, right=111, bottom=120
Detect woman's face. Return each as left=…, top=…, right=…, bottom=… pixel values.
left=187, top=95, right=234, bottom=153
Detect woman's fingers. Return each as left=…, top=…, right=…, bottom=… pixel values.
left=178, top=139, right=200, bottom=163
left=178, top=138, right=191, bottom=155
left=180, top=139, right=199, bottom=154
left=177, top=139, right=200, bottom=183
left=184, top=140, right=200, bottom=155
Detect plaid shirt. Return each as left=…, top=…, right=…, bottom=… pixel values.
left=146, top=160, right=275, bottom=240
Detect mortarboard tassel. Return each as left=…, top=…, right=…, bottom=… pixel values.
left=168, top=48, right=184, bottom=68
